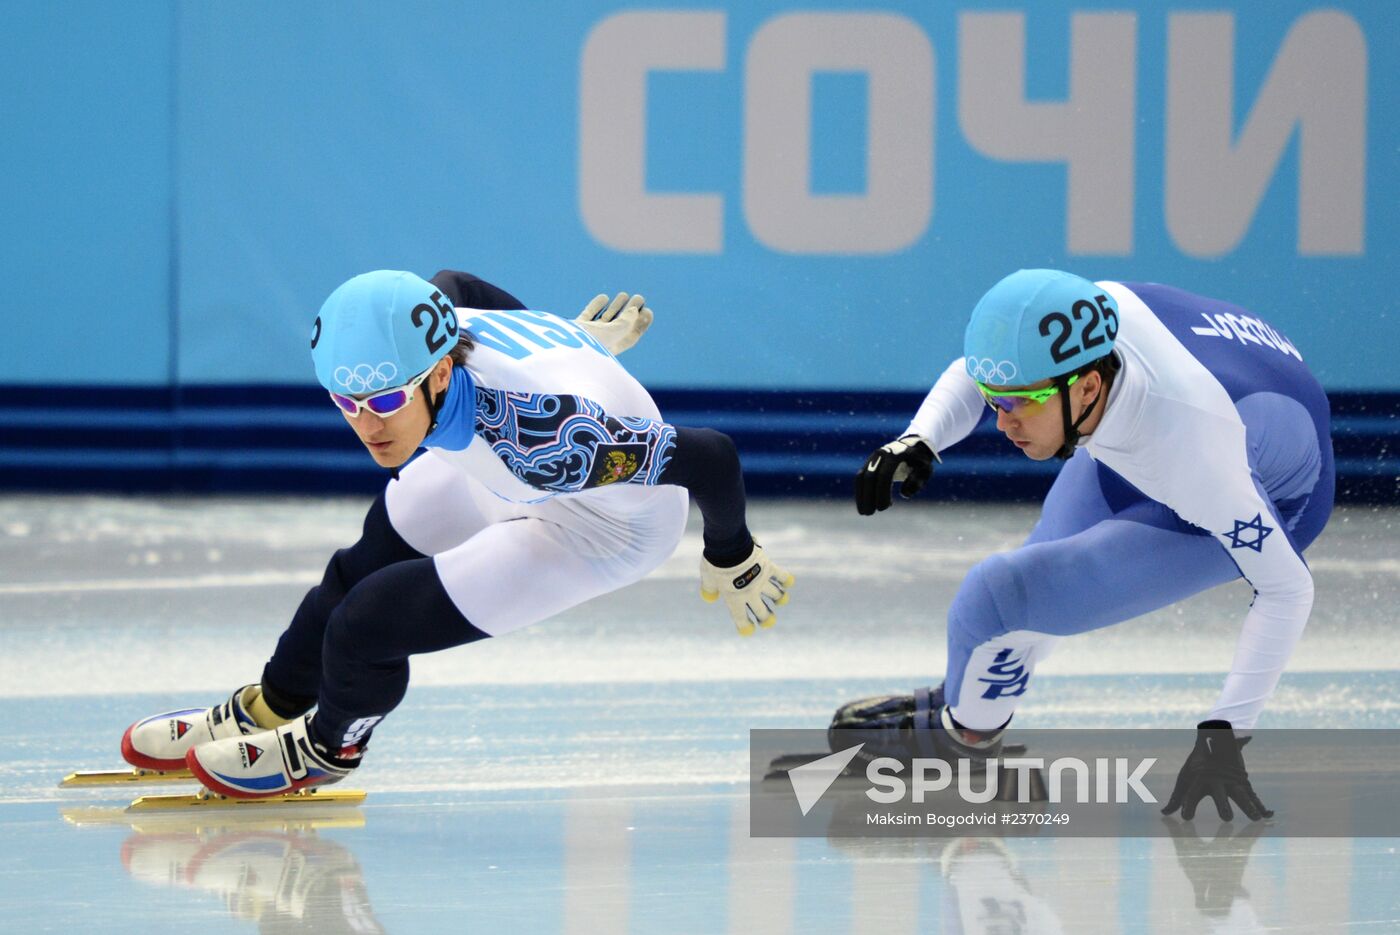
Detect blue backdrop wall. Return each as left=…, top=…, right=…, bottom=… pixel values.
left=1, top=1, right=1395, bottom=497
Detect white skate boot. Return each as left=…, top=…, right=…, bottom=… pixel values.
left=121, top=685, right=262, bottom=771
left=185, top=714, right=357, bottom=799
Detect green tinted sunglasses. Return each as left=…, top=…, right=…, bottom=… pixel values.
left=976, top=374, right=1078, bottom=413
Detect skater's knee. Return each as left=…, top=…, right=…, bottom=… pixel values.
left=949, top=555, right=1022, bottom=646
left=324, top=558, right=488, bottom=664
left=324, top=565, right=427, bottom=662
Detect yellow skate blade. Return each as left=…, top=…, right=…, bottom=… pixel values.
left=127, top=787, right=367, bottom=811
left=60, top=768, right=195, bottom=787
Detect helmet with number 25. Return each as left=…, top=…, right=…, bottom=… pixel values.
left=310, top=271, right=459, bottom=414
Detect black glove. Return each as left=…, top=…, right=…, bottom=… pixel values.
left=854, top=434, right=937, bottom=516
left=1161, top=720, right=1274, bottom=822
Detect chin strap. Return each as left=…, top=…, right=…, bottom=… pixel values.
left=394, top=374, right=450, bottom=481
left=1053, top=373, right=1104, bottom=461
left=424, top=371, right=451, bottom=436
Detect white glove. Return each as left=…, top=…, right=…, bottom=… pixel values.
left=699, top=543, right=794, bottom=636
left=575, top=292, right=654, bottom=355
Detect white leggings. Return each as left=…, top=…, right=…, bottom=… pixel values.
left=384, top=451, right=689, bottom=636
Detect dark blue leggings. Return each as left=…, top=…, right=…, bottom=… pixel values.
left=261, top=492, right=488, bottom=750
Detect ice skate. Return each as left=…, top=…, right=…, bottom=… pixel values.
left=66, top=692, right=367, bottom=810
left=827, top=683, right=1007, bottom=768
left=121, top=685, right=263, bottom=772
left=186, top=714, right=358, bottom=800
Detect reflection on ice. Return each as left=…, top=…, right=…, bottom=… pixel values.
left=2, top=498, right=1396, bottom=931
left=48, top=792, right=1388, bottom=934
left=1163, top=819, right=1268, bottom=929
left=63, top=809, right=382, bottom=934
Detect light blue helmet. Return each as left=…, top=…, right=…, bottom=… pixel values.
left=310, top=271, right=459, bottom=394
left=963, top=269, right=1118, bottom=387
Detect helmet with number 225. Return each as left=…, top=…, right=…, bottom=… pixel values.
left=963, top=269, right=1119, bottom=388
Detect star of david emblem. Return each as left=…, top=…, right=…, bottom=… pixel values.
left=1225, top=513, right=1273, bottom=552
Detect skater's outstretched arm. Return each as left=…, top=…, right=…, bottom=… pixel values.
left=431, top=269, right=654, bottom=355
left=854, top=358, right=991, bottom=515
left=573, top=292, right=653, bottom=355
left=660, top=426, right=793, bottom=637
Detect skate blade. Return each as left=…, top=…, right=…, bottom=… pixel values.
left=127, top=787, right=367, bottom=811
left=60, top=768, right=196, bottom=787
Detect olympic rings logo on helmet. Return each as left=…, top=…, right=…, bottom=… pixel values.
left=966, top=358, right=1018, bottom=384
left=334, top=362, right=400, bottom=393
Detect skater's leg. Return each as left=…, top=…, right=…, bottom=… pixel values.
left=311, top=489, right=688, bottom=752
left=431, top=494, right=687, bottom=637
left=830, top=452, right=1120, bottom=740
left=261, top=453, right=513, bottom=715
left=381, top=451, right=520, bottom=557
left=1022, top=449, right=1113, bottom=545
left=945, top=501, right=1239, bottom=730
left=983, top=451, right=1147, bottom=685
left=310, top=557, right=489, bottom=752
left=950, top=397, right=1337, bottom=731
left=1235, top=390, right=1334, bottom=551
left=259, top=493, right=427, bottom=715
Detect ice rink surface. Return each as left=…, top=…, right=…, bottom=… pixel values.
left=1, top=495, right=1397, bottom=933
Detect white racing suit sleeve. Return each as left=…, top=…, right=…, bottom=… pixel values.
left=1158, top=412, right=1316, bottom=731
left=905, top=357, right=989, bottom=453
left=1205, top=498, right=1315, bottom=732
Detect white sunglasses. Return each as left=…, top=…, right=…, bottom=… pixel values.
left=328, top=366, right=433, bottom=418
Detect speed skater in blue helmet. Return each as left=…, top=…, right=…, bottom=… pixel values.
left=848, top=269, right=1332, bottom=825
left=311, top=270, right=468, bottom=469
left=963, top=269, right=1122, bottom=460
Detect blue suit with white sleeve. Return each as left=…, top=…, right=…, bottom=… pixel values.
left=909, top=282, right=1333, bottom=731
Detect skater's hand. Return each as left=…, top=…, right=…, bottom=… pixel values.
left=575, top=292, right=653, bottom=355
left=699, top=543, right=794, bottom=636
left=1161, top=721, right=1274, bottom=822
left=854, top=434, right=938, bottom=515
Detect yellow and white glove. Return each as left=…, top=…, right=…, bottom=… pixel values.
left=699, top=544, right=794, bottom=636
left=575, top=292, right=654, bottom=355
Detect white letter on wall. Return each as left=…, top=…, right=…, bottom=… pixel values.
left=1166, top=11, right=1366, bottom=257
left=959, top=12, right=1137, bottom=256
left=579, top=12, right=726, bottom=253
left=743, top=13, right=933, bottom=255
